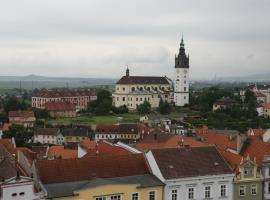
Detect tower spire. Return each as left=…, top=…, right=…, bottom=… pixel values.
left=126, top=65, right=130, bottom=77
left=180, top=33, right=184, bottom=47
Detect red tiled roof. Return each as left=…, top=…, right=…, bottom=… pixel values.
left=16, top=147, right=36, bottom=165
left=151, top=147, right=233, bottom=179
left=96, top=124, right=119, bottom=134
left=33, top=89, right=96, bottom=98
left=8, top=111, right=35, bottom=118
left=36, top=153, right=149, bottom=184
left=44, top=102, right=76, bottom=111
left=136, top=131, right=207, bottom=151
left=196, top=127, right=237, bottom=151
left=264, top=103, right=270, bottom=109
left=80, top=140, right=131, bottom=157
left=220, top=151, right=242, bottom=172
left=254, top=91, right=266, bottom=97
left=47, top=146, right=78, bottom=159
left=116, top=76, right=169, bottom=85
left=241, top=134, right=270, bottom=166
left=0, top=139, right=16, bottom=154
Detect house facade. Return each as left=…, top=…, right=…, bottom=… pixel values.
left=262, top=155, right=270, bottom=200
left=233, top=156, right=263, bottom=200
left=0, top=174, right=41, bottom=200
left=94, top=123, right=143, bottom=141
left=35, top=154, right=164, bottom=199
left=32, top=89, right=97, bottom=111
left=44, top=101, right=76, bottom=118
left=146, top=146, right=235, bottom=200
left=212, top=98, right=238, bottom=111
left=62, top=128, right=90, bottom=144
left=8, top=111, right=36, bottom=128
left=33, top=128, right=64, bottom=145
left=264, top=103, right=270, bottom=118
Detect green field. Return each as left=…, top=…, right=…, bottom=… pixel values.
left=45, top=113, right=142, bottom=126
left=45, top=111, right=190, bottom=126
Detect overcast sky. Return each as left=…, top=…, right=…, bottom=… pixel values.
left=0, top=0, right=269, bottom=80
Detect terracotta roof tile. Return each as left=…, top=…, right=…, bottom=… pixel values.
left=44, top=102, right=76, bottom=111
left=151, top=147, right=233, bottom=179
left=47, top=146, right=78, bottom=159
left=36, top=153, right=149, bottom=184
left=136, top=132, right=207, bottom=151
left=8, top=111, right=35, bottom=118
left=33, top=89, right=96, bottom=98
left=34, top=128, right=60, bottom=136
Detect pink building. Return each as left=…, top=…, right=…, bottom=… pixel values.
left=32, top=89, right=97, bottom=111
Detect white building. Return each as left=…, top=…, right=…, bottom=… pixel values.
left=0, top=173, right=41, bottom=200
left=262, top=155, right=270, bottom=200
left=33, top=128, right=64, bottom=145
left=112, top=68, right=173, bottom=111
left=174, top=36, right=190, bottom=106
left=146, top=146, right=234, bottom=200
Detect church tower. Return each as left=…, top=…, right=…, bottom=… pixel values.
left=174, top=36, right=189, bottom=106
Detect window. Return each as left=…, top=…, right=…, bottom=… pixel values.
left=132, top=193, right=139, bottom=200
left=188, top=188, right=194, bottom=199
left=244, top=169, right=248, bottom=175
left=205, top=186, right=211, bottom=198
left=251, top=184, right=257, bottom=195
left=19, top=192, right=25, bottom=196
left=123, top=88, right=125, bottom=91
left=122, top=97, right=125, bottom=101
left=184, top=87, right=186, bottom=91
left=220, top=184, right=227, bottom=197
left=239, top=185, right=245, bottom=196
left=96, top=197, right=106, bottom=200
left=268, top=182, right=270, bottom=193
left=11, top=193, right=17, bottom=197
left=149, top=191, right=155, bottom=200
left=111, top=195, right=121, bottom=200
left=172, top=189, right=177, bottom=200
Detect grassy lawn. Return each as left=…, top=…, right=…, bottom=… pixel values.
left=46, top=113, right=142, bottom=126
left=45, top=109, right=192, bottom=126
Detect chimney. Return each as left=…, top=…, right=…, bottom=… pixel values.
left=184, top=144, right=190, bottom=150
left=15, top=171, right=20, bottom=181
left=154, top=133, right=157, bottom=140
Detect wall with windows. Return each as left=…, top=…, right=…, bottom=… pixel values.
left=233, top=181, right=262, bottom=200
left=163, top=174, right=234, bottom=200
left=55, top=184, right=163, bottom=200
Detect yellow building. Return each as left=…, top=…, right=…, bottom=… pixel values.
left=35, top=154, right=164, bottom=200
left=112, top=68, right=173, bottom=111
left=56, top=175, right=164, bottom=200
left=62, top=128, right=90, bottom=144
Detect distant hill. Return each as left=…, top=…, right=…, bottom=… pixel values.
left=0, top=75, right=117, bottom=91
left=0, top=74, right=116, bottom=83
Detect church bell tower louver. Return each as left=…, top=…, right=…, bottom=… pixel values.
left=174, top=35, right=190, bottom=106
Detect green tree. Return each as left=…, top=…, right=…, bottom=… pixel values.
left=87, top=89, right=112, bottom=115
left=158, top=99, right=172, bottom=114
left=0, top=112, right=8, bottom=123
left=137, top=100, right=151, bottom=114
left=32, top=108, right=50, bottom=119
left=4, top=96, right=22, bottom=112
left=3, top=125, right=33, bottom=147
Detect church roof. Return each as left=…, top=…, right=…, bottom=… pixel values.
left=116, top=76, right=169, bottom=85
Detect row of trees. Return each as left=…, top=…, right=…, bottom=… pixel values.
left=87, top=90, right=172, bottom=115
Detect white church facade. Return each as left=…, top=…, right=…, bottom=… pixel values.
left=112, top=37, right=190, bottom=110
